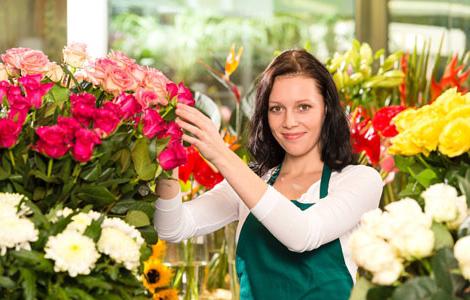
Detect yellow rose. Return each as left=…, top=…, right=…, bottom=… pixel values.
left=392, top=109, right=417, bottom=133
left=447, top=104, right=470, bottom=121
left=389, top=131, right=423, bottom=156
left=409, top=117, right=446, bottom=154
left=438, top=118, right=470, bottom=157
left=432, top=88, right=466, bottom=115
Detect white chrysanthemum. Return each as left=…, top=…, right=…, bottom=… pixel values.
left=422, top=183, right=459, bottom=223
left=0, top=216, right=38, bottom=256
left=66, top=211, right=101, bottom=233
left=0, top=192, right=31, bottom=217
left=44, top=230, right=100, bottom=277
left=49, top=207, right=74, bottom=223
left=97, top=217, right=144, bottom=272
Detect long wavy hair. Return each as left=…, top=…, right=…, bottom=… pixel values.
left=248, top=49, right=356, bottom=176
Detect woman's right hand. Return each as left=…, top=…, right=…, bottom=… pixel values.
left=155, top=168, right=180, bottom=200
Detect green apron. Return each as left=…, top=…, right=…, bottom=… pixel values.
left=235, top=164, right=353, bottom=300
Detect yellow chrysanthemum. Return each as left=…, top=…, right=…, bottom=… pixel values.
left=150, top=240, right=167, bottom=260
left=153, top=288, right=179, bottom=300
left=438, top=118, right=470, bottom=157
left=142, top=259, right=173, bottom=293
left=409, top=117, right=446, bottom=153
left=392, top=108, right=417, bottom=133
left=432, top=88, right=467, bottom=115
left=388, top=131, right=423, bottom=156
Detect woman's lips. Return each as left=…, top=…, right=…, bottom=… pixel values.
left=281, top=132, right=305, bottom=140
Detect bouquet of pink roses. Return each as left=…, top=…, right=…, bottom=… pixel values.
left=0, top=43, right=194, bottom=241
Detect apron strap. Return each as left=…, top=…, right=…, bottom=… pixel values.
left=319, top=164, right=331, bottom=199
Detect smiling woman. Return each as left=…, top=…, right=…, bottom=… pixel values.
left=154, top=49, right=383, bottom=300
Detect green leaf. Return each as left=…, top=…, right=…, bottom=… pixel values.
left=125, top=210, right=150, bottom=228
left=119, top=148, right=132, bottom=173
left=457, top=217, right=470, bottom=239
left=11, top=250, right=54, bottom=273
left=0, top=157, right=12, bottom=180
left=350, top=277, right=374, bottom=300
left=0, top=276, right=16, bottom=288
left=431, top=247, right=467, bottom=295
left=20, top=268, right=36, bottom=300
left=76, top=275, right=113, bottom=290
left=414, top=169, right=438, bottom=188
left=76, top=185, right=116, bottom=208
left=28, top=170, right=60, bottom=183
left=456, top=169, right=470, bottom=208
left=34, top=154, right=47, bottom=174
left=431, top=222, right=454, bottom=250
left=194, top=91, right=221, bottom=130
left=155, top=137, right=171, bottom=155
left=64, top=287, right=94, bottom=300
left=83, top=215, right=104, bottom=242
left=368, top=286, right=395, bottom=300
left=131, top=138, right=157, bottom=181
left=139, top=225, right=158, bottom=245
left=80, top=163, right=102, bottom=181
left=390, top=276, right=438, bottom=300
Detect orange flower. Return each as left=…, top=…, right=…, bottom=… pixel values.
left=224, top=45, right=244, bottom=80
left=153, top=288, right=179, bottom=300
left=222, top=128, right=241, bottom=152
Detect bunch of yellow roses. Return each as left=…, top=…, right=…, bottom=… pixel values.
left=389, top=88, right=470, bottom=157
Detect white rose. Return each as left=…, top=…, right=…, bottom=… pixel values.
left=46, top=62, right=64, bottom=82
left=360, top=239, right=399, bottom=273
left=460, top=264, right=470, bottom=281
left=349, top=228, right=382, bottom=267
left=454, top=236, right=470, bottom=265
left=422, top=183, right=459, bottom=223
left=385, top=198, right=431, bottom=229
left=372, top=259, right=403, bottom=285
left=448, top=196, right=469, bottom=230
left=390, top=224, right=434, bottom=260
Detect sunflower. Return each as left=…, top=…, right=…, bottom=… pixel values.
left=153, top=288, right=179, bottom=300
left=150, top=240, right=167, bottom=260
left=142, top=259, right=173, bottom=293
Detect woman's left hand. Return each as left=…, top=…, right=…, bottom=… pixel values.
left=175, top=103, right=229, bottom=166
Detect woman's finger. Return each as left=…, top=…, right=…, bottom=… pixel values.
left=175, top=107, right=207, bottom=130
left=176, top=118, right=204, bottom=139
left=182, top=133, right=200, bottom=147
left=177, top=104, right=213, bottom=129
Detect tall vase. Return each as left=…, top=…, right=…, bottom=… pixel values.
left=224, top=222, right=240, bottom=300
left=164, top=235, right=209, bottom=299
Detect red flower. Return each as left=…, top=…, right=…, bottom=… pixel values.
left=166, top=82, right=195, bottom=106
left=158, top=140, right=187, bottom=170
left=71, top=128, right=101, bottom=162
left=0, top=118, right=22, bottom=148
left=94, top=102, right=122, bottom=135
left=371, top=105, right=406, bottom=138
left=35, top=125, right=71, bottom=158
left=114, top=92, right=142, bottom=119
left=163, top=121, right=183, bottom=141
left=18, top=74, right=53, bottom=109
left=350, top=107, right=380, bottom=165
left=178, top=146, right=198, bottom=183
left=431, top=53, right=470, bottom=101
left=0, top=81, right=9, bottom=101
left=70, top=93, right=97, bottom=126
left=178, top=145, right=223, bottom=189
left=142, top=109, right=167, bottom=139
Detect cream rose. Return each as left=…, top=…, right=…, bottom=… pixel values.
left=63, top=42, right=88, bottom=68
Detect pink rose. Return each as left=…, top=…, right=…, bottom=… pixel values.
left=142, top=109, right=167, bottom=139
left=35, top=125, right=71, bottom=158
left=166, top=82, right=195, bottom=106
left=71, top=128, right=101, bottom=162
left=19, top=49, right=50, bottom=75
left=103, top=65, right=138, bottom=95
left=70, top=93, right=97, bottom=126
left=7, top=86, right=31, bottom=112
left=130, top=64, right=146, bottom=84
left=85, top=58, right=117, bottom=86
left=0, top=63, right=8, bottom=81
left=94, top=102, right=121, bottom=135
left=1, top=47, right=29, bottom=75
left=113, top=93, right=142, bottom=119
left=158, top=140, right=188, bottom=170
left=143, top=68, right=170, bottom=101
left=57, top=116, right=81, bottom=137
left=63, top=42, right=88, bottom=68
left=163, top=121, right=183, bottom=141
left=0, top=118, right=22, bottom=148
left=19, top=74, right=54, bottom=108
left=8, top=109, right=28, bottom=124
left=135, top=87, right=166, bottom=108
left=108, top=50, right=135, bottom=68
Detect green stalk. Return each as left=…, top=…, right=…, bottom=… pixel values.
left=47, top=159, right=53, bottom=178
left=8, top=149, right=15, bottom=169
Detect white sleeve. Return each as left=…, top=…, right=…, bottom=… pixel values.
left=250, top=165, right=383, bottom=252
left=154, top=179, right=240, bottom=243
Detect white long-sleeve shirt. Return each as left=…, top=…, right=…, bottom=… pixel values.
left=154, top=164, right=383, bottom=278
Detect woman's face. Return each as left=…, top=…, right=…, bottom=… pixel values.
left=267, top=75, right=326, bottom=158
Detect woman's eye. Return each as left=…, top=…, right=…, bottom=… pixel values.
left=269, top=106, right=282, bottom=113
left=298, top=104, right=311, bottom=112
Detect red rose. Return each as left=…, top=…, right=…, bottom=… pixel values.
left=158, top=140, right=187, bottom=170
left=71, top=128, right=101, bottom=162
left=70, top=93, right=97, bottom=126
left=35, top=125, right=71, bottom=158
left=142, top=109, right=167, bottom=139
left=19, top=74, right=53, bottom=109
left=166, top=82, right=195, bottom=106
left=0, top=118, right=22, bottom=148
left=94, top=102, right=121, bottom=135
left=113, top=92, right=142, bottom=119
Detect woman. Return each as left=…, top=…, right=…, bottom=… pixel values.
left=154, top=49, right=383, bottom=299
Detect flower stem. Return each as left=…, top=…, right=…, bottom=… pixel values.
left=47, top=159, right=53, bottom=178
left=8, top=149, right=15, bottom=169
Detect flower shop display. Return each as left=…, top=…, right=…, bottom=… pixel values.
left=349, top=182, right=469, bottom=299
left=0, top=44, right=195, bottom=298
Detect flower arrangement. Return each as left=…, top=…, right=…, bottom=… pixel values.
left=349, top=183, right=469, bottom=299
left=0, top=192, right=150, bottom=299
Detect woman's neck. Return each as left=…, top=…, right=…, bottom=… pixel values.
left=280, top=151, right=323, bottom=177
